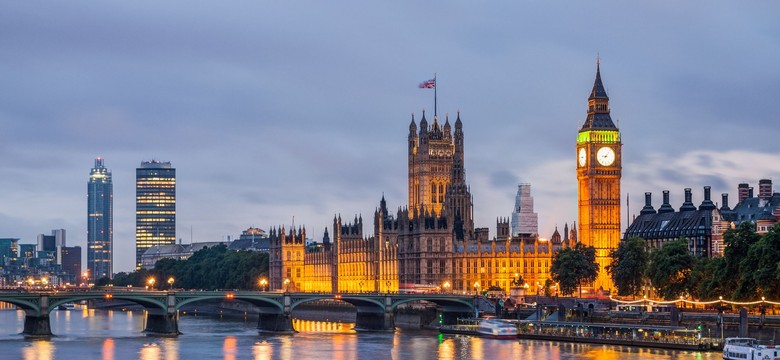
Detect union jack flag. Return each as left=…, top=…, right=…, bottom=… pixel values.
left=418, top=78, right=436, bottom=89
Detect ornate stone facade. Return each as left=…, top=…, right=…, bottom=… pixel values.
left=269, top=112, right=571, bottom=294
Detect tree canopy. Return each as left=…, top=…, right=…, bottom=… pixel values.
left=607, top=237, right=649, bottom=298
left=646, top=238, right=694, bottom=300
left=111, top=245, right=269, bottom=290
left=550, top=242, right=598, bottom=297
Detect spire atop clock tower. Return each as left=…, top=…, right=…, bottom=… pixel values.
left=581, top=63, right=617, bottom=131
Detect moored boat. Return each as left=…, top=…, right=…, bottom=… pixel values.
left=723, top=337, right=780, bottom=360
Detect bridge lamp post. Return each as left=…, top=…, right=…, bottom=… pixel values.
left=41, top=277, right=48, bottom=289
left=283, top=278, right=290, bottom=293
left=82, top=270, right=89, bottom=287
left=147, top=277, right=156, bottom=290
left=27, top=278, right=34, bottom=288
left=443, top=281, right=450, bottom=294
left=473, top=282, right=480, bottom=296
left=167, top=277, right=175, bottom=290
left=259, top=278, right=268, bottom=292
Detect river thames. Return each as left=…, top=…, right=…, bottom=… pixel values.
left=0, top=309, right=719, bottom=360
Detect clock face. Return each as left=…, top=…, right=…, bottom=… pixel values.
left=596, top=147, right=616, bottom=166
left=578, top=148, right=587, bottom=167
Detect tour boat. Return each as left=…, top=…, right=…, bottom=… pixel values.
left=476, top=319, right=517, bottom=339
left=723, top=337, right=780, bottom=360
left=57, top=303, right=77, bottom=310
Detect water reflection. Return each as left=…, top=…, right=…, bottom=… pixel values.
left=102, top=338, right=114, bottom=360
left=0, top=310, right=723, bottom=360
left=252, top=340, right=273, bottom=359
left=139, top=342, right=161, bottom=360
left=22, top=340, right=54, bottom=360
left=292, top=319, right=354, bottom=333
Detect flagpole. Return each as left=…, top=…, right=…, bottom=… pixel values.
left=434, top=73, right=437, bottom=118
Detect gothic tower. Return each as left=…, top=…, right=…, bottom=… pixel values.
left=576, top=63, right=622, bottom=293
left=408, top=111, right=456, bottom=216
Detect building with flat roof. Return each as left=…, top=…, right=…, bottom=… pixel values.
left=136, top=160, right=176, bottom=269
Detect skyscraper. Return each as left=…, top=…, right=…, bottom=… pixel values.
left=576, top=63, right=622, bottom=292
left=88, top=157, right=113, bottom=280
left=135, top=160, right=176, bottom=269
left=510, top=183, right=538, bottom=236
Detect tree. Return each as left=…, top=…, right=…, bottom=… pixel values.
left=606, top=237, right=649, bottom=298
left=646, top=238, right=694, bottom=300
left=107, top=245, right=269, bottom=290
left=746, top=224, right=780, bottom=299
left=688, top=256, right=725, bottom=300
left=551, top=242, right=599, bottom=297
left=722, top=222, right=761, bottom=298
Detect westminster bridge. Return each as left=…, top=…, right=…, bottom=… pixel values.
left=0, top=290, right=476, bottom=337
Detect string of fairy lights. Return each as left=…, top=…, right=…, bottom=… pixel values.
left=610, top=295, right=780, bottom=306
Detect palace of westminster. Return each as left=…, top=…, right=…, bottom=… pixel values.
left=269, top=66, right=624, bottom=295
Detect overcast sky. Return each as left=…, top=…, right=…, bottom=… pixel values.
left=2, top=2, right=779, bottom=273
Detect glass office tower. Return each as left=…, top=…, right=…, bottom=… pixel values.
left=88, top=157, right=113, bottom=280
left=135, top=160, right=176, bottom=269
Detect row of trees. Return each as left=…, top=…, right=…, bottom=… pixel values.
left=607, top=222, right=780, bottom=300
left=103, top=244, right=269, bottom=290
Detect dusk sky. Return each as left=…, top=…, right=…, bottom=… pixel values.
left=2, top=2, right=779, bottom=273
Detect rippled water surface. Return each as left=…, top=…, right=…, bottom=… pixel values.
left=0, top=309, right=720, bottom=359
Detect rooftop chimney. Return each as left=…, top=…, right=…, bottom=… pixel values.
left=720, top=193, right=731, bottom=212
left=738, top=183, right=750, bottom=203
left=658, top=190, right=675, bottom=214
left=699, top=186, right=717, bottom=211
left=680, top=188, right=697, bottom=212
left=759, top=179, right=773, bottom=200
left=640, top=192, right=656, bottom=215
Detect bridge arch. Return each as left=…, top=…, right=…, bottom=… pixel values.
left=175, top=294, right=284, bottom=312
left=48, top=294, right=168, bottom=313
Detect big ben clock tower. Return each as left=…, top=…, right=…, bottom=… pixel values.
left=576, top=62, right=622, bottom=293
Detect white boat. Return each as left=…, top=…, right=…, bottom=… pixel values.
left=723, top=337, right=780, bottom=360
left=477, top=319, right=517, bottom=339
left=57, top=303, right=77, bottom=310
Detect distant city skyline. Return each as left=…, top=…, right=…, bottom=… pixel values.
left=1, top=2, right=779, bottom=273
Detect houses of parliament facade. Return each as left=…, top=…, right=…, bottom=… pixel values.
left=269, top=67, right=622, bottom=295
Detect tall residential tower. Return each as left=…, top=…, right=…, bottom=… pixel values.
left=135, top=160, right=176, bottom=269
left=87, top=157, right=113, bottom=280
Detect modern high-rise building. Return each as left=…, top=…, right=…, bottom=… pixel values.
left=135, top=160, right=176, bottom=269
left=37, top=229, right=66, bottom=266
left=87, top=157, right=113, bottom=280
left=511, top=184, right=539, bottom=236
left=576, top=63, right=623, bottom=292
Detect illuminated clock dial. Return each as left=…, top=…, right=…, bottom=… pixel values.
left=578, top=148, right=587, bottom=167
left=596, top=147, right=615, bottom=166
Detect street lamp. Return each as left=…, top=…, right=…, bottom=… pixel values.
left=443, top=281, right=451, bottom=294
left=167, top=277, right=175, bottom=289
left=147, top=277, right=156, bottom=290
left=514, top=273, right=519, bottom=286
left=473, top=281, right=480, bottom=296
left=259, top=278, right=268, bottom=292
left=82, top=270, right=89, bottom=287
left=283, top=278, right=290, bottom=293
left=41, top=277, right=48, bottom=289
